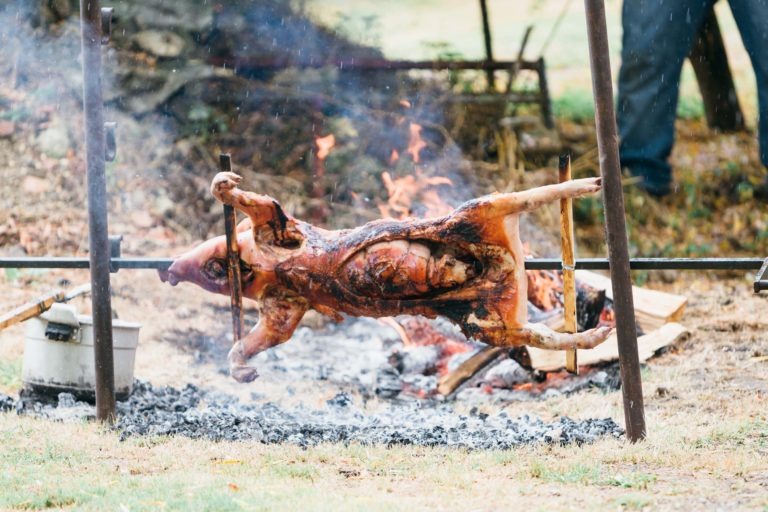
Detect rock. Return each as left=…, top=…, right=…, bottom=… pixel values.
left=119, top=1, right=213, bottom=33
left=0, top=120, right=15, bottom=138
left=133, top=31, right=186, bottom=58
left=35, top=118, right=70, bottom=158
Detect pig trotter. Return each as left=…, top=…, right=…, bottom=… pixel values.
left=514, top=324, right=613, bottom=350
left=211, top=171, right=242, bottom=204
left=228, top=342, right=259, bottom=383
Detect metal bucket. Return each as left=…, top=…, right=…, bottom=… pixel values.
left=22, top=303, right=140, bottom=400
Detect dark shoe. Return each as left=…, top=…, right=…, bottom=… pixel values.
left=622, top=165, right=672, bottom=197
left=638, top=177, right=672, bottom=197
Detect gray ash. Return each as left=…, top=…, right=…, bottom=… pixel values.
left=0, top=393, right=13, bottom=412
left=113, top=381, right=625, bottom=448
left=6, top=382, right=623, bottom=449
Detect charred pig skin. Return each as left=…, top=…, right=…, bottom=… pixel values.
left=159, top=172, right=612, bottom=382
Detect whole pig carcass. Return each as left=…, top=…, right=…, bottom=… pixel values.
left=160, top=172, right=612, bottom=382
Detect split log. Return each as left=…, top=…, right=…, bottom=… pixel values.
left=437, top=346, right=504, bottom=396
left=575, top=270, right=687, bottom=332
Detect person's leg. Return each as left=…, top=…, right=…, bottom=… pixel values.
left=728, top=0, right=768, bottom=168
left=617, top=0, right=714, bottom=195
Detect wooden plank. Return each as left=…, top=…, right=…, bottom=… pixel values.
left=525, top=322, right=690, bottom=372
left=575, top=270, right=687, bottom=332
left=0, top=290, right=65, bottom=330
left=559, top=154, right=578, bottom=373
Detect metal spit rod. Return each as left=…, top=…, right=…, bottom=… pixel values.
left=0, top=257, right=764, bottom=271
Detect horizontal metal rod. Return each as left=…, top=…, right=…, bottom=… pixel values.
left=0, top=257, right=763, bottom=271
left=526, top=258, right=765, bottom=270
left=208, top=57, right=541, bottom=72
left=0, top=257, right=173, bottom=270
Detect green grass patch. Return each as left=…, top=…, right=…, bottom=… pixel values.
left=530, top=460, right=656, bottom=490
left=553, top=89, right=595, bottom=123
left=0, top=356, right=22, bottom=393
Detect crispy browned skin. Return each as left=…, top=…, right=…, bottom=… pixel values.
left=160, top=172, right=612, bottom=382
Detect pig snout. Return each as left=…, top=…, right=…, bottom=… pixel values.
left=158, top=262, right=181, bottom=286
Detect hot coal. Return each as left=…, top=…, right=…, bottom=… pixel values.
left=6, top=382, right=623, bottom=449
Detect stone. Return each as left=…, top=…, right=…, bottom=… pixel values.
left=133, top=31, right=186, bottom=58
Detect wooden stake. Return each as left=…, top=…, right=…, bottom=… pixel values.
left=559, top=153, right=578, bottom=374
left=220, top=154, right=244, bottom=342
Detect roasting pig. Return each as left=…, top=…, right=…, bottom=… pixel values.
left=160, top=172, right=612, bottom=382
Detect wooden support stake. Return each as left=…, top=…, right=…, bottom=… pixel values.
left=559, top=154, right=578, bottom=374
left=220, top=154, right=244, bottom=342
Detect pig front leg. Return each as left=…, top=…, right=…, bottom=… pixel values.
left=501, top=323, right=613, bottom=351
left=228, top=297, right=308, bottom=383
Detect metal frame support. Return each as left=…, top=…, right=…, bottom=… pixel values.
left=754, top=258, right=768, bottom=292
left=584, top=0, right=646, bottom=442
left=478, top=0, right=495, bottom=90
left=80, top=0, right=116, bottom=423
left=108, top=235, right=122, bottom=273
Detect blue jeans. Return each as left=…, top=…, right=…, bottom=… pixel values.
left=617, top=0, right=768, bottom=194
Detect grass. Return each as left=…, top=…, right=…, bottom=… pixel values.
left=1, top=394, right=766, bottom=511
left=0, top=356, right=22, bottom=394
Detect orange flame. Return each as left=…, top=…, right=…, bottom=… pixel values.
left=379, top=171, right=453, bottom=220
left=315, top=134, right=336, bottom=161
left=406, top=123, right=427, bottom=163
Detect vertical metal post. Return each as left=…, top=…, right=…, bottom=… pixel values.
left=478, top=0, right=495, bottom=90
left=80, top=0, right=115, bottom=422
left=583, top=0, right=646, bottom=442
